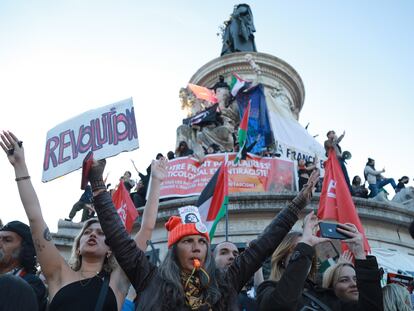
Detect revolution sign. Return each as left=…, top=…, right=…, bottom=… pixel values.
left=42, top=98, right=138, bottom=182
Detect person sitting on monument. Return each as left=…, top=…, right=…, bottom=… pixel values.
left=257, top=214, right=383, bottom=311
left=205, top=143, right=220, bottom=155
left=85, top=154, right=320, bottom=310
left=364, top=158, right=397, bottom=198
left=167, top=150, right=175, bottom=160
left=395, top=176, right=410, bottom=193
left=65, top=184, right=94, bottom=222
left=0, top=130, right=167, bottom=311
left=351, top=176, right=369, bottom=199
left=175, top=140, right=194, bottom=157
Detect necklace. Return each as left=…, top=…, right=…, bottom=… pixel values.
left=79, top=270, right=99, bottom=287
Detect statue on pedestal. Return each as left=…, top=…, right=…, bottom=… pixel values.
left=220, top=4, right=257, bottom=56
left=176, top=79, right=240, bottom=158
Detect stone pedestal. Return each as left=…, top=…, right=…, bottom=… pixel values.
left=189, top=51, right=305, bottom=119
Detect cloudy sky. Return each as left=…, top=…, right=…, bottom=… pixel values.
left=0, top=1, right=413, bottom=230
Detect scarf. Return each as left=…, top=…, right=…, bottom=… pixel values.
left=180, top=271, right=212, bottom=311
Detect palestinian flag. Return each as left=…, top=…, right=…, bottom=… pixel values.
left=234, top=101, right=251, bottom=164
left=197, top=162, right=228, bottom=240
left=230, top=73, right=248, bottom=97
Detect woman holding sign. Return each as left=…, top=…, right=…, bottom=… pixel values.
left=0, top=130, right=167, bottom=311
left=83, top=155, right=320, bottom=310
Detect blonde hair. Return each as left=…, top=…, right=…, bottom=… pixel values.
left=270, top=231, right=317, bottom=281
left=383, top=283, right=412, bottom=311
left=322, top=263, right=354, bottom=289
left=68, top=218, right=117, bottom=274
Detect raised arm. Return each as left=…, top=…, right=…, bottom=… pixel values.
left=88, top=159, right=156, bottom=292
left=0, top=131, right=67, bottom=285
left=226, top=170, right=320, bottom=292
left=134, top=158, right=167, bottom=251
left=336, top=130, right=345, bottom=144
left=257, top=212, right=330, bottom=311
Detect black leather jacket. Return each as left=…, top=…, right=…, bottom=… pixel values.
left=93, top=191, right=310, bottom=311
left=257, top=243, right=383, bottom=311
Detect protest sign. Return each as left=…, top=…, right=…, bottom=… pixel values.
left=42, top=98, right=138, bottom=182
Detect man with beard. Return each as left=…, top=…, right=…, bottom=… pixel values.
left=0, top=221, right=47, bottom=310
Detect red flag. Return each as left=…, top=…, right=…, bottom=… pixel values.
left=112, top=181, right=139, bottom=233
left=318, top=149, right=370, bottom=252
left=188, top=83, right=218, bottom=103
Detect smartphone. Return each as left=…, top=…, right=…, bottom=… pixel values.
left=319, top=222, right=350, bottom=240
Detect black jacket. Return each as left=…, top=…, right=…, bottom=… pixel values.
left=257, top=243, right=383, bottom=311
left=93, top=190, right=310, bottom=311
left=22, top=273, right=48, bottom=311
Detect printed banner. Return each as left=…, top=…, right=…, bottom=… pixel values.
left=160, top=153, right=296, bottom=199
left=42, top=98, right=138, bottom=182
left=236, top=84, right=273, bottom=154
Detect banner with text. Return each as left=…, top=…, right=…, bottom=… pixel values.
left=160, top=153, right=296, bottom=199
left=42, top=98, right=138, bottom=182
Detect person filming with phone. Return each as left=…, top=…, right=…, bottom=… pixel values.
left=257, top=214, right=383, bottom=311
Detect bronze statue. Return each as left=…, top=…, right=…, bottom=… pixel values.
left=221, top=4, right=257, bottom=56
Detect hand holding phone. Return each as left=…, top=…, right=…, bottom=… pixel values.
left=319, top=222, right=351, bottom=240
left=299, top=212, right=331, bottom=247
left=337, top=223, right=366, bottom=259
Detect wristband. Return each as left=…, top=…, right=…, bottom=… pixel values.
left=90, top=180, right=106, bottom=192
left=15, top=176, right=30, bottom=182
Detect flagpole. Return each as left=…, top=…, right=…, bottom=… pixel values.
left=224, top=153, right=229, bottom=241
left=225, top=201, right=229, bottom=241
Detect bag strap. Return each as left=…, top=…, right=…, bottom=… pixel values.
left=94, top=274, right=110, bottom=311
left=302, top=291, right=332, bottom=311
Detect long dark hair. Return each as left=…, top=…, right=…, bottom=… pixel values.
left=19, top=239, right=37, bottom=274
left=364, top=158, right=375, bottom=180
left=152, top=243, right=231, bottom=311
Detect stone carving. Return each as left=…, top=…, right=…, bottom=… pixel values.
left=196, top=86, right=239, bottom=152
left=179, top=87, right=206, bottom=118
left=176, top=82, right=240, bottom=158
left=267, top=80, right=297, bottom=118
left=221, top=4, right=257, bottom=56
left=392, top=187, right=414, bottom=206
left=245, top=53, right=262, bottom=76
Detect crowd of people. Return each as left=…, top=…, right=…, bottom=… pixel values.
left=297, top=129, right=412, bottom=203
left=1, top=128, right=413, bottom=311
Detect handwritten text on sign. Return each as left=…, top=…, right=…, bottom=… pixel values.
left=42, top=98, right=138, bottom=182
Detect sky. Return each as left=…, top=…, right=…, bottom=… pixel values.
left=0, top=1, right=413, bottom=231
